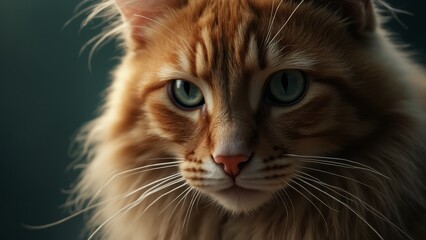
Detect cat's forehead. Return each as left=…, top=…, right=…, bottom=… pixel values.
left=167, top=0, right=319, bottom=82
left=153, top=0, right=348, bottom=112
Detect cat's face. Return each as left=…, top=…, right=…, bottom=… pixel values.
left=117, top=0, right=392, bottom=213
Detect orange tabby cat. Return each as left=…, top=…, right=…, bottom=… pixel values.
left=73, top=0, right=426, bottom=239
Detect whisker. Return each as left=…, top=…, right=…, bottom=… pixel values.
left=25, top=172, right=177, bottom=230
left=137, top=25, right=191, bottom=57
left=87, top=196, right=139, bottom=240
left=264, top=0, right=284, bottom=48
left=171, top=187, right=193, bottom=217
left=124, top=173, right=181, bottom=197
left=298, top=166, right=380, bottom=192
left=138, top=157, right=185, bottom=162
left=285, top=154, right=384, bottom=175
left=296, top=172, right=414, bottom=240
left=140, top=177, right=184, bottom=199
left=267, top=0, right=304, bottom=49
left=282, top=188, right=296, bottom=234
left=292, top=178, right=339, bottom=212
left=184, top=190, right=201, bottom=234
left=117, top=175, right=183, bottom=219
left=299, top=159, right=387, bottom=178
left=88, top=161, right=182, bottom=207
left=294, top=178, right=384, bottom=240
left=284, top=153, right=389, bottom=178
left=133, top=14, right=194, bottom=55
left=23, top=201, right=103, bottom=230
left=286, top=181, right=329, bottom=233
left=160, top=186, right=191, bottom=214
left=139, top=181, right=187, bottom=215
left=129, top=177, right=184, bottom=215
left=273, top=191, right=289, bottom=234
left=88, top=174, right=182, bottom=240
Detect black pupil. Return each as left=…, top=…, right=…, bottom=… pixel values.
left=281, top=74, right=289, bottom=93
left=183, top=82, right=191, bottom=96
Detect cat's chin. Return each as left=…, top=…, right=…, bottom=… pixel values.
left=209, top=186, right=271, bottom=213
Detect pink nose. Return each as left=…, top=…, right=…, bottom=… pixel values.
left=214, top=155, right=250, bottom=177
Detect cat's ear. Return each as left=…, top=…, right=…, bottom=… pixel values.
left=114, top=0, right=184, bottom=45
left=325, top=0, right=376, bottom=34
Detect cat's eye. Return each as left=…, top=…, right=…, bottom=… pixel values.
left=265, top=70, right=308, bottom=105
left=169, top=80, right=204, bottom=109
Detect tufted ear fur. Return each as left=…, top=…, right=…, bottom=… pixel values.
left=317, top=0, right=376, bottom=34
left=114, top=0, right=185, bottom=45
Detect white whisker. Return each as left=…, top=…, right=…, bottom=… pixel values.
left=160, top=186, right=191, bottom=214
left=87, top=197, right=138, bottom=240
left=292, top=178, right=339, bottom=212
left=25, top=170, right=178, bottom=230
left=140, top=181, right=187, bottom=215
left=138, top=25, right=191, bottom=57
left=287, top=181, right=329, bottom=233
left=300, top=159, right=387, bottom=178
left=133, top=14, right=194, bottom=55
left=285, top=153, right=388, bottom=178
left=267, top=0, right=304, bottom=49
left=273, top=192, right=289, bottom=234
left=171, top=187, right=193, bottom=217
left=298, top=166, right=379, bottom=192
left=87, top=173, right=182, bottom=240
left=23, top=201, right=101, bottom=230
left=296, top=172, right=413, bottom=240
left=126, top=177, right=184, bottom=218
left=294, top=178, right=384, bottom=240
left=88, top=161, right=182, bottom=207
left=183, top=190, right=201, bottom=234
left=264, top=0, right=284, bottom=48
left=125, top=173, right=181, bottom=197
left=282, top=188, right=295, bottom=234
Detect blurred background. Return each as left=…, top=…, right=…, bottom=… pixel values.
left=1, top=0, right=425, bottom=239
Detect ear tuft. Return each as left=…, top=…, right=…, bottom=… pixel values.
left=318, top=0, right=376, bottom=34
left=339, top=0, right=376, bottom=33
left=114, top=0, right=184, bottom=45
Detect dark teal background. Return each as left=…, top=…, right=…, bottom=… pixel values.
left=1, top=0, right=424, bottom=239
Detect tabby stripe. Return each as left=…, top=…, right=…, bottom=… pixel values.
left=150, top=103, right=196, bottom=143
left=315, top=77, right=380, bottom=118
left=241, top=19, right=259, bottom=67
left=284, top=96, right=332, bottom=128
left=260, top=164, right=292, bottom=171
left=189, top=38, right=197, bottom=77
left=183, top=168, right=207, bottom=173
left=140, top=81, right=168, bottom=103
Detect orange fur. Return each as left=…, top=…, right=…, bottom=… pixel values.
left=73, top=0, right=426, bottom=239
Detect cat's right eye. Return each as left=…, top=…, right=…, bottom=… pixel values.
left=265, top=70, right=308, bottom=105
left=168, top=80, right=204, bottom=109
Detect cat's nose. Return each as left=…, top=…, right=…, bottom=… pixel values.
left=213, top=154, right=251, bottom=177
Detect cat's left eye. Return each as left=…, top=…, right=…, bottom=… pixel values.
left=265, top=70, right=308, bottom=105
left=168, top=80, right=204, bottom=109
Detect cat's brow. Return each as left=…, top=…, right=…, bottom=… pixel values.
left=248, top=50, right=317, bottom=111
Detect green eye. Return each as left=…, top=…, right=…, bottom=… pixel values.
left=266, top=70, right=308, bottom=105
left=169, top=80, right=204, bottom=109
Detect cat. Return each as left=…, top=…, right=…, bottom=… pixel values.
left=72, top=0, right=426, bottom=239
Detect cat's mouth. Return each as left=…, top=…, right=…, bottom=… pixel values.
left=210, top=185, right=271, bottom=213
